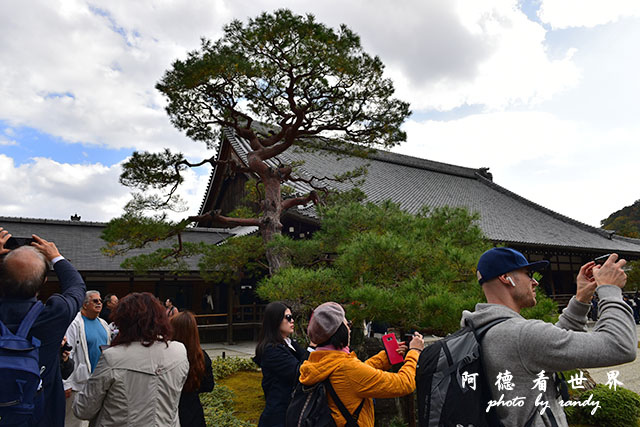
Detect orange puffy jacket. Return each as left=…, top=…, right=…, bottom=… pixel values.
left=298, top=349, right=418, bottom=427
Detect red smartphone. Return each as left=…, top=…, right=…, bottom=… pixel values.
left=382, top=333, right=404, bottom=365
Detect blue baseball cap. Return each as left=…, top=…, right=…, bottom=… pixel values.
left=476, top=247, right=549, bottom=284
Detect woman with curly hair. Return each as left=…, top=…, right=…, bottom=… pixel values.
left=73, top=292, right=189, bottom=426
left=171, top=311, right=214, bottom=427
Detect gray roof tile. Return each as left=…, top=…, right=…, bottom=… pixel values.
left=0, top=217, right=232, bottom=271
left=221, top=128, right=640, bottom=254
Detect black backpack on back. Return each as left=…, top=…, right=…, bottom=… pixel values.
left=286, top=378, right=364, bottom=427
left=416, top=317, right=508, bottom=427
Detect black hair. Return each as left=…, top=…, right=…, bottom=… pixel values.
left=318, top=323, right=350, bottom=349
left=255, top=301, right=289, bottom=362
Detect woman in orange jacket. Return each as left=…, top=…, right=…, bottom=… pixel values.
left=299, top=302, right=424, bottom=427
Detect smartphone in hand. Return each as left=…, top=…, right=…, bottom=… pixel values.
left=382, top=333, right=404, bottom=365
left=593, top=254, right=611, bottom=266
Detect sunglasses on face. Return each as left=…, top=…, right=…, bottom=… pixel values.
left=284, top=314, right=294, bottom=322
left=91, top=298, right=102, bottom=304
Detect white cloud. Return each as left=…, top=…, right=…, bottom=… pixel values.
left=386, top=0, right=580, bottom=110
left=539, top=0, right=640, bottom=29
left=0, top=154, right=211, bottom=222
left=0, top=0, right=582, bottom=153
left=0, top=137, right=18, bottom=146
left=0, top=0, right=219, bottom=159
left=219, top=0, right=581, bottom=111
left=0, top=0, right=637, bottom=229
left=396, top=112, right=640, bottom=226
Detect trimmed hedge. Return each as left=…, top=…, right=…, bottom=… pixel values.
left=565, top=384, right=640, bottom=427
left=212, top=356, right=259, bottom=380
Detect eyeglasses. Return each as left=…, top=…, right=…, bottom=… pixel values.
left=525, top=270, right=541, bottom=279
left=91, top=298, right=102, bottom=304
left=284, top=314, right=294, bottom=323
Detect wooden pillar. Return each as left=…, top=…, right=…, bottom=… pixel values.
left=227, top=283, right=234, bottom=345
left=252, top=302, right=258, bottom=341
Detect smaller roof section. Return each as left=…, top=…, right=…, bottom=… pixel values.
left=0, top=216, right=234, bottom=272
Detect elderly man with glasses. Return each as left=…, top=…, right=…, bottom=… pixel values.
left=63, top=290, right=111, bottom=427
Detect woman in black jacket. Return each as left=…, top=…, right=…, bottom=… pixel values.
left=171, top=311, right=214, bottom=427
left=254, top=301, right=308, bottom=427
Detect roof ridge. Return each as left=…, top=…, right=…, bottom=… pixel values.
left=367, top=149, right=482, bottom=179
left=0, top=216, right=107, bottom=226
left=223, top=125, right=487, bottom=180
left=0, top=216, right=235, bottom=235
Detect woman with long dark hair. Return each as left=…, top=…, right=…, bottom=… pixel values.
left=171, top=311, right=214, bottom=427
left=254, top=301, right=308, bottom=427
left=72, top=293, right=189, bottom=427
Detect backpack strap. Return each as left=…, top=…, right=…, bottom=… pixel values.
left=523, top=406, right=560, bottom=427
left=16, top=301, right=44, bottom=338
left=554, top=372, right=570, bottom=401
left=466, top=317, right=511, bottom=342
left=465, top=317, right=511, bottom=427
left=0, top=319, right=11, bottom=336
left=325, top=379, right=365, bottom=427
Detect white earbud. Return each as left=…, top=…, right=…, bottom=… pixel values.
left=506, top=276, right=516, bottom=287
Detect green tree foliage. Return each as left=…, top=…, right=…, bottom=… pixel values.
left=259, top=201, right=492, bottom=335
left=625, top=259, right=640, bottom=292
left=102, top=9, right=410, bottom=274
left=259, top=200, right=559, bottom=336
left=601, top=199, right=640, bottom=238
left=198, top=235, right=268, bottom=285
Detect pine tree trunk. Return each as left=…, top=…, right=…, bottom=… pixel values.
left=261, top=173, right=290, bottom=275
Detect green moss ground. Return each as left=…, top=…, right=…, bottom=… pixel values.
left=218, top=370, right=264, bottom=424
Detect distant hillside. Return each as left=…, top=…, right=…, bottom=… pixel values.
left=601, top=200, right=640, bottom=238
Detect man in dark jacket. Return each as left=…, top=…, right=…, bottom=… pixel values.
left=99, top=293, right=118, bottom=323
left=0, top=227, right=86, bottom=427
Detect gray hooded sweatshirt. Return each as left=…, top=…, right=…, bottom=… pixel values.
left=460, top=285, right=637, bottom=427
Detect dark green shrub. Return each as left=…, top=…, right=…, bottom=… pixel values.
left=564, top=384, right=640, bottom=427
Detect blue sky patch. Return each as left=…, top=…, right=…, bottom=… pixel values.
left=411, top=104, right=485, bottom=122
left=0, top=121, right=130, bottom=167
left=518, top=0, right=546, bottom=27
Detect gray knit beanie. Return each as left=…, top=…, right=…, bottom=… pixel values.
left=307, top=302, right=345, bottom=344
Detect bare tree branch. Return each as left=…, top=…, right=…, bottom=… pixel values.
left=188, top=210, right=261, bottom=227
left=282, top=191, right=318, bottom=210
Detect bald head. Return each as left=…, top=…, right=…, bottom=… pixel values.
left=1, top=246, right=49, bottom=298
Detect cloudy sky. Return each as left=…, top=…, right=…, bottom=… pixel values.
left=1, top=0, right=639, bottom=227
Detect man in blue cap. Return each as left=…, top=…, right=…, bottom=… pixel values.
left=461, top=247, right=637, bottom=427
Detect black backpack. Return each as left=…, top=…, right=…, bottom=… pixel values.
left=416, top=317, right=508, bottom=427
left=286, top=378, right=365, bottom=427
left=0, top=301, right=45, bottom=425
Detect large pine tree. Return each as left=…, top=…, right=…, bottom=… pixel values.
left=103, top=9, right=410, bottom=274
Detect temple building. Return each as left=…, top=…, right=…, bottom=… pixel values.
left=198, top=127, right=640, bottom=307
